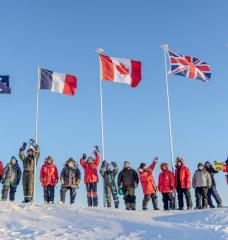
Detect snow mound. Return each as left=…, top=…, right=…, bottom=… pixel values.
left=0, top=203, right=227, bottom=240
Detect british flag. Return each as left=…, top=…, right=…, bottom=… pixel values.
left=167, top=49, right=211, bottom=82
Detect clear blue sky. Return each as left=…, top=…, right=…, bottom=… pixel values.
left=0, top=0, right=227, bottom=207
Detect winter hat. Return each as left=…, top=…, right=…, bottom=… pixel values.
left=176, top=157, right=184, bottom=164
left=124, top=161, right=129, bottom=165
left=139, top=163, right=146, bottom=169
left=11, top=156, right=17, bottom=161
left=87, top=157, right=94, bottom=163
left=45, top=156, right=53, bottom=162
left=27, top=146, right=35, bottom=153
left=205, top=161, right=210, bottom=166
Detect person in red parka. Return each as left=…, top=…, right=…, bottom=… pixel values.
left=80, top=146, right=100, bottom=207
left=158, top=162, right=175, bottom=210
left=0, top=161, right=4, bottom=182
left=175, top=157, right=192, bottom=210
left=138, top=157, right=159, bottom=210
left=40, top=156, right=58, bottom=203
left=224, top=158, right=228, bottom=185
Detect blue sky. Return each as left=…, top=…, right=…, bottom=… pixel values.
left=0, top=0, right=227, bottom=207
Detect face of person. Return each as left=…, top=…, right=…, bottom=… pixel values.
left=162, top=165, right=167, bottom=171
left=198, top=165, right=204, bottom=171
left=11, top=160, right=16, bottom=165
left=124, top=162, right=130, bottom=169
left=68, top=161, right=74, bottom=168
left=28, top=150, right=33, bottom=156
left=106, top=165, right=111, bottom=171
left=177, top=161, right=182, bottom=167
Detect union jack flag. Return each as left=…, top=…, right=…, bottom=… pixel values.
left=167, top=49, right=211, bottom=82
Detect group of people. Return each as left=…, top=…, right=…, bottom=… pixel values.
left=0, top=140, right=227, bottom=211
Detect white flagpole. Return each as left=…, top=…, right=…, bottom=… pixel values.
left=161, top=44, right=175, bottom=172
left=33, top=65, right=40, bottom=203
left=97, top=48, right=106, bottom=207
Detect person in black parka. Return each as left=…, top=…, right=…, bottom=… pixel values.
left=117, top=161, right=139, bottom=210
left=60, top=158, right=81, bottom=204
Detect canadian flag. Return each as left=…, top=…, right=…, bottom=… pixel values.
left=99, top=54, right=142, bottom=88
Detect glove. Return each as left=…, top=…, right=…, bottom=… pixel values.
left=1, top=178, right=5, bottom=184
left=71, top=185, right=78, bottom=189
left=118, top=187, right=123, bottom=195
left=101, top=160, right=106, bottom=168
left=94, top=145, right=100, bottom=153
left=225, top=158, right=228, bottom=165
left=111, top=161, right=117, bottom=168
left=82, top=154, right=87, bottom=159
left=61, top=179, right=65, bottom=185
left=154, top=157, right=159, bottom=162
left=93, top=145, right=100, bottom=155
left=20, top=142, right=27, bottom=152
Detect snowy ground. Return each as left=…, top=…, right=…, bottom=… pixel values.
left=0, top=203, right=227, bottom=240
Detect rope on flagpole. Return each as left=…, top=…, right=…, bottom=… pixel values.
left=33, top=65, right=40, bottom=204
left=161, top=44, right=176, bottom=208
left=97, top=48, right=106, bottom=207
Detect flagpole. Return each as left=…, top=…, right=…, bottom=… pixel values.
left=33, top=65, right=40, bottom=203
left=161, top=44, right=175, bottom=172
left=97, top=48, right=106, bottom=208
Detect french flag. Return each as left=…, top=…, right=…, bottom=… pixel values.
left=39, top=68, right=77, bottom=96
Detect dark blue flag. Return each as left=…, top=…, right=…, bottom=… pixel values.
left=0, top=76, right=11, bottom=94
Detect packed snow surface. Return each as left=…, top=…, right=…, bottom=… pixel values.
left=0, top=203, right=227, bottom=240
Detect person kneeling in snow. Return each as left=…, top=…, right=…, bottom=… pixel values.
left=100, top=161, right=119, bottom=208
left=80, top=146, right=100, bottom=207
left=40, top=156, right=59, bottom=204
left=2, top=156, right=21, bottom=202
left=138, top=157, right=159, bottom=211
left=60, top=158, right=81, bottom=204
left=158, top=162, right=175, bottom=210
left=118, top=161, right=139, bottom=210
left=192, top=163, right=212, bottom=209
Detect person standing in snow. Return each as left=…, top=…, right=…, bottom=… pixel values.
left=0, top=160, right=4, bottom=182
left=158, top=162, right=175, bottom=210
left=100, top=160, right=119, bottom=208
left=40, top=156, right=59, bottom=204
left=118, top=161, right=139, bottom=210
left=192, top=163, right=212, bottom=209
left=60, top=158, right=81, bottom=204
left=223, top=159, right=228, bottom=185
left=204, top=161, right=222, bottom=208
left=138, top=157, right=159, bottom=211
left=19, top=141, right=40, bottom=203
left=80, top=146, right=100, bottom=207
left=175, top=157, right=193, bottom=210
left=2, top=156, right=21, bottom=201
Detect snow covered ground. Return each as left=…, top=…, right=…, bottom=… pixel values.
left=0, top=203, right=227, bottom=240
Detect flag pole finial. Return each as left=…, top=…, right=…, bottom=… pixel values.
left=96, top=48, right=105, bottom=54
left=160, top=44, right=169, bottom=49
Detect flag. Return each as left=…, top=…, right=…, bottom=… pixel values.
left=0, top=75, right=11, bottom=94
left=39, top=68, right=77, bottom=96
left=167, top=48, right=211, bottom=82
left=99, top=54, right=141, bottom=87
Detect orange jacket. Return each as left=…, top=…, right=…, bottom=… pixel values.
left=175, top=158, right=191, bottom=189
left=80, top=154, right=100, bottom=183
left=40, top=161, right=59, bottom=187
left=158, top=170, right=175, bottom=193
left=223, top=164, right=228, bottom=173
left=138, top=161, right=157, bottom=195
left=0, top=161, right=4, bottom=176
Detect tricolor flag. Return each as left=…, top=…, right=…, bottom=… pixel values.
left=39, top=68, right=77, bottom=96
left=0, top=75, right=11, bottom=94
left=167, top=48, right=211, bottom=82
left=99, top=54, right=142, bottom=88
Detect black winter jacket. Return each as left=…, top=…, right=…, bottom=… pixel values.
left=60, top=165, right=81, bottom=187
left=117, top=168, right=139, bottom=189
left=205, top=165, right=218, bottom=187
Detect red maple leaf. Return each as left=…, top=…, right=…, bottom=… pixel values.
left=116, top=63, right=129, bottom=75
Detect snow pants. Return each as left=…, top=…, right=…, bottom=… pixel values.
left=207, top=186, right=222, bottom=206
left=195, top=187, right=208, bottom=209
left=177, top=187, right=192, bottom=209
left=123, top=187, right=136, bottom=210
left=23, top=171, right=34, bottom=202
left=2, top=184, right=17, bottom=201
left=86, top=183, right=98, bottom=207
left=60, top=186, right=77, bottom=204
left=143, top=193, right=159, bottom=210
left=162, top=192, right=175, bottom=210
left=43, top=185, right=55, bottom=203
left=105, top=184, right=119, bottom=208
